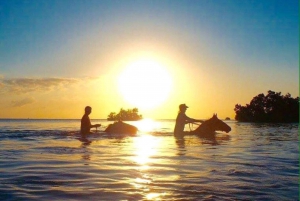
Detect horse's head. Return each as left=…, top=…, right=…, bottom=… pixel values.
left=209, top=114, right=231, bottom=133
left=191, top=113, right=231, bottom=136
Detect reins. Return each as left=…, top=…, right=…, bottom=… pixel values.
left=188, top=122, right=201, bottom=131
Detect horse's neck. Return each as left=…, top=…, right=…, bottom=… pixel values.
left=194, top=120, right=215, bottom=133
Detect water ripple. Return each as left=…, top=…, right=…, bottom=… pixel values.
left=0, top=121, right=298, bottom=200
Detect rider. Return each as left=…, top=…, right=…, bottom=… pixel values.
left=174, top=104, right=203, bottom=138
left=80, top=106, right=101, bottom=134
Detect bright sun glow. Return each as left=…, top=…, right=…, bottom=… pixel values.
left=130, top=118, right=161, bottom=133
left=118, top=58, right=173, bottom=109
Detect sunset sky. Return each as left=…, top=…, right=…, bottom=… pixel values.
left=0, top=0, right=298, bottom=119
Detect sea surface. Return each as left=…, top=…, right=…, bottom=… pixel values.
left=0, top=119, right=298, bottom=201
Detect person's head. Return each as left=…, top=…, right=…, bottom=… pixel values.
left=179, top=104, right=188, bottom=112
left=84, top=106, right=92, bottom=114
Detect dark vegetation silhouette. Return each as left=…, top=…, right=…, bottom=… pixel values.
left=107, top=108, right=143, bottom=121
left=234, top=90, right=299, bottom=123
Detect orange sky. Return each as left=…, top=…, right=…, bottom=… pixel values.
left=0, top=1, right=298, bottom=119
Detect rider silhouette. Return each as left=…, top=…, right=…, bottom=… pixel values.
left=80, top=106, right=101, bottom=134
left=174, top=104, right=203, bottom=138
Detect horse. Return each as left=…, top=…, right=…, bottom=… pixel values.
left=187, top=114, right=231, bottom=137
left=104, top=121, right=138, bottom=135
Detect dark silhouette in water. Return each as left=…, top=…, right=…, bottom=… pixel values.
left=174, top=104, right=204, bottom=138
left=105, top=121, right=138, bottom=135
left=188, top=114, right=231, bottom=137
left=234, top=90, right=299, bottom=123
left=80, top=106, right=101, bottom=134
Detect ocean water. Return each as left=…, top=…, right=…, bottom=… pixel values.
left=0, top=119, right=298, bottom=201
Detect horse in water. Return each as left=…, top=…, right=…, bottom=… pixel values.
left=105, top=121, right=138, bottom=135
left=187, top=114, right=231, bottom=137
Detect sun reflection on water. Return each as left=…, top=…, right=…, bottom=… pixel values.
left=132, top=118, right=161, bottom=133
left=130, top=133, right=167, bottom=200
left=146, top=193, right=166, bottom=200
left=132, top=134, right=160, bottom=166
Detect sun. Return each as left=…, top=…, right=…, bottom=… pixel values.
left=118, top=58, right=173, bottom=109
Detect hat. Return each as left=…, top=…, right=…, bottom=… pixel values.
left=179, top=104, right=189, bottom=110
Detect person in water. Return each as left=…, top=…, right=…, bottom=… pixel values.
left=174, top=104, right=204, bottom=138
left=80, top=106, right=101, bottom=134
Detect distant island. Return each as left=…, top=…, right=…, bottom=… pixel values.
left=234, top=90, right=299, bottom=123
left=107, top=108, right=143, bottom=121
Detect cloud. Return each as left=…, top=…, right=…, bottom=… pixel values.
left=11, top=97, right=35, bottom=107
left=0, top=77, right=85, bottom=94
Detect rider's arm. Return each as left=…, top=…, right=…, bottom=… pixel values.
left=86, top=116, right=101, bottom=128
left=91, top=124, right=101, bottom=128
left=184, top=114, right=204, bottom=123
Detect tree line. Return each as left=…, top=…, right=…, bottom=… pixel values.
left=234, top=90, right=299, bottom=123
left=107, top=108, right=143, bottom=121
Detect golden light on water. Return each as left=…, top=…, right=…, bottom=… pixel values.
left=118, top=58, right=173, bottom=110
left=146, top=193, right=165, bottom=200
left=133, top=118, right=161, bottom=133
left=131, top=177, right=151, bottom=189
left=130, top=134, right=166, bottom=200
left=132, top=134, right=160, bottom=166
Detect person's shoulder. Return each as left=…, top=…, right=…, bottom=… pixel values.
left=179, top=112, right=187, bottom=116
left=177, top=112, right=186, bottom=118
left=81, top=114, right=89, bottom=120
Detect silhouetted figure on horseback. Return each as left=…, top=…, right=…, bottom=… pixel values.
left=174, top=104, right=203, bottom=138
left=80, top=106, right=101, bottom=134
left=174, top=104, right=232, bottom=138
